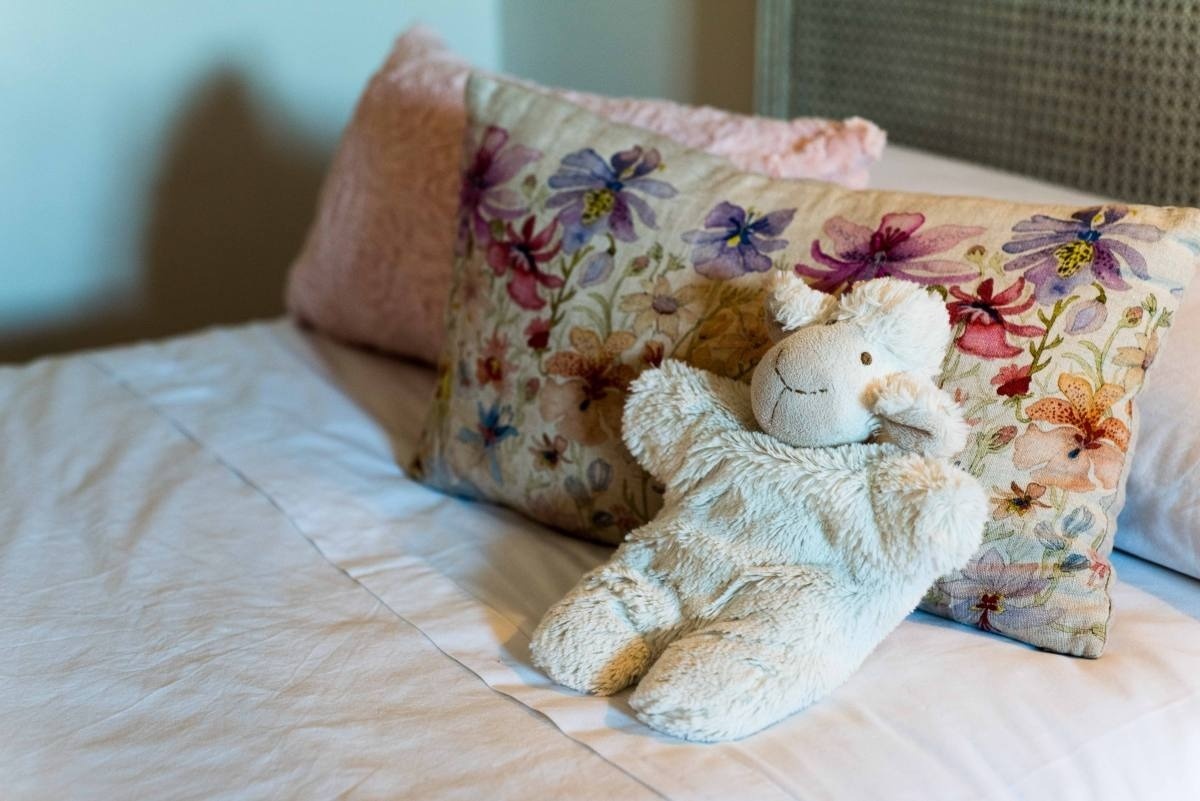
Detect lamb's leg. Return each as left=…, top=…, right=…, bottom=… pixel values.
left=629, top=566, right=860, bottom=742
left=530, top=546, right=682, bottom=696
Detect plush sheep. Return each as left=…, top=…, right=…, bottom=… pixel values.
left=530, top=274, right=987, bottom=742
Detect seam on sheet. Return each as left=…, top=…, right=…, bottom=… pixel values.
left=83, top=355, right=672, bottom=801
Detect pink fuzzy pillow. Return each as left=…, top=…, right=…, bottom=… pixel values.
left=285, top=27, right=886, bottom=364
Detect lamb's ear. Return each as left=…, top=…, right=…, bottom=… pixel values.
left=867, top=372, right=969, bottom=458
left=839, top=277, right=951, bottom=373
left=763, top=271, right=837, bottom=341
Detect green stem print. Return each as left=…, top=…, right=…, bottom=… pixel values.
left=1091, top=324, right=1125, bottom=385
left=1028, top=296, right=1075, bottom=376
left=546, top=248, right=590, bottom=330
left=668, top=285, right=725, bottom=360
left=1007, top=294, right=1076, bottom=421
left=937, top=322, right=965, bottom=388
left=601, top=258, right=627, bottom=336
left=1071, top=293, right=1162, bottom=387
left=619, top=471, right=656, bottom=526
left=965, top=439, right=990, bottom=481
left=598, top=235, right=645, bottom=339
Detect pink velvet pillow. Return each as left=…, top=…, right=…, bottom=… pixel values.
left=285, top=27, right=887, bottom=364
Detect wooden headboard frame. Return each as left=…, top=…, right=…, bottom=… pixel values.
left=756, top=0, right=1200, bottom=206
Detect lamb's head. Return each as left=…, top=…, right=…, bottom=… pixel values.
left=749, top=272, right=967, bottom=456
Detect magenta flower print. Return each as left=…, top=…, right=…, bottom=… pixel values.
left=1001, top=206, right=1163, bottom=303
left=459, top=125, right=541, bottom=247
left=946, top=277, right=1045, bottom=359
left=546, top=146, right=676, bottom=252
left=524, top=316, right=551, bottom=350
left=682, top=201, right=796, bottom=279
left=486, top=216, right=564, bottom=311
left=795, top=212, right=985, bottom=293
left=991, top=364, right=1032, bottom=397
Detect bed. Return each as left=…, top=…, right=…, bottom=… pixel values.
left=4, top=142, right=1200, bottom=799
left=11, top=0, right=1200, bottom=790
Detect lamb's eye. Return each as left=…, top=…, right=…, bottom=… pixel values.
left=860, top=351, right=873, bottom=365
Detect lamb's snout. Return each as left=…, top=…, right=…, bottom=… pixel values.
left=772, top=351, right=829, bottom=396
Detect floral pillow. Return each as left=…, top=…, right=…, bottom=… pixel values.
left=285, top=26, right=884, bottom=367
left=414, top=75, right=1200, bottom=657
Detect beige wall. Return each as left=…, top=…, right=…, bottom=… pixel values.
left=0, top=0, right=756, bottom=363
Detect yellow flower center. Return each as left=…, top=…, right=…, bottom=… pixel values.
left=726, top=233, right=742, bottom=247
left=1054, top=240, right=1096, bottom=278
left=582, top=189, right=616, bottom=224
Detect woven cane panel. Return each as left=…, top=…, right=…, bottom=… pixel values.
left=758, top=0, right=1200, bottom=205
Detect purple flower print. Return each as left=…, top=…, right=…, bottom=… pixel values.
left=546, top=146, right=676, bottom=252
left=682, top=201, right=796, bottom=279
left=1063, top=298, right=1108, bottom=335
left=795, top=212, right=985, bottom=293
left=939, top=549, right=1061, bottom=634
left=1001, top=206, right=1163, bottom=303
left=459, top=126, right=541, bottom=247
left=586, top=458, right=613, bottom=492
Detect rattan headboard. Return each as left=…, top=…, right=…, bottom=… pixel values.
left=756, top=0, right=1200, bottom=206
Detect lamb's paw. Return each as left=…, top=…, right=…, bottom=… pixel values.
left=876, top=453, right=988, bottom=573
left=530, top=595, right=651, bottom=696
left=629, top=638, right=811, bottom=742
left=868, top=373, right=969, bottom=458
left=630, top=673, right=755, bottom=742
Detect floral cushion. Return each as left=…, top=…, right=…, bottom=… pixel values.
left=414, top=75, right=1200, bottom=657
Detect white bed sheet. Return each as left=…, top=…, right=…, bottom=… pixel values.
left=4, top=146, right=1200, bottom=801
left=0, top=328, right=657, bottom=801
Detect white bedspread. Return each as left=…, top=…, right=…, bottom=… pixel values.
left=4, top=147, right=1200, bottom=801
left=4, top=319, right=1199, bottom=801
left=0, top=327, right=657, bottom=801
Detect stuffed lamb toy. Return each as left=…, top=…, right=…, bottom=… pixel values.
left=530, top=274, right=987, bottom=742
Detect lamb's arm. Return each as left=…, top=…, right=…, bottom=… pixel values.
left=867, top=373, right=969, bottom=459
left=621, top=360, right=756, bottom=492
left=863, top=451, right=987, bottom=577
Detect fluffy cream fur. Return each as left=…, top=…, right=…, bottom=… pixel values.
left=530, top=277, right=986, bottom=742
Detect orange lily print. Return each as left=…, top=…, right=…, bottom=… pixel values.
left=1013, top=373, right=1129, bottom=492
left=538, top=327, right=637, bottom=446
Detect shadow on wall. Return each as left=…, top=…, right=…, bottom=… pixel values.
left=0, top=70, right=327, bottom=363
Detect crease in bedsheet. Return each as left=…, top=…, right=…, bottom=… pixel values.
left=81, top=353, right=680, bottom=801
